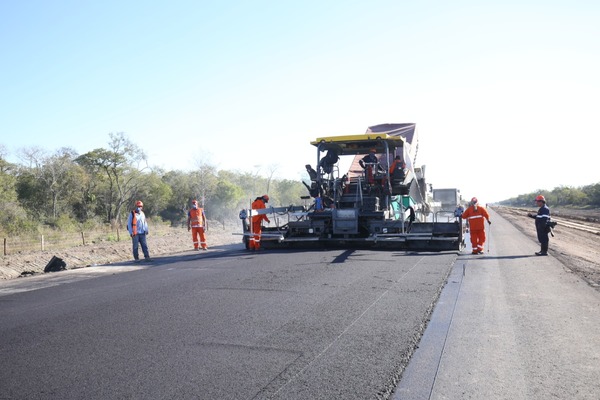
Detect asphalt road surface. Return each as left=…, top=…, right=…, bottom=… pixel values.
left=0, top=246, right=458, bottom=399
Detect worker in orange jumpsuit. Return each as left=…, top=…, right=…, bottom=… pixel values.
left=249, top=194, right=270, bottom=251
left=187, top=199, right=208, bottom=250
left=389, top=155, right=406, bottom=181
left=461, top=197, right=491, bottom=254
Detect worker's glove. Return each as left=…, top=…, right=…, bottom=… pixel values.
left=188, top=226, right=191, bottom=231
left=488, top=220, right=492, bottom=225
left=266, top=219, right=271, bottom=224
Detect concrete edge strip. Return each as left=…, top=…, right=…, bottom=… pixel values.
left=391, top=257, right=467, bottom=400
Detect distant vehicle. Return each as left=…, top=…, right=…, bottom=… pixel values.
left=239, top=123, right=465, bottom=251
left=432, top=188, right=463, bottom=213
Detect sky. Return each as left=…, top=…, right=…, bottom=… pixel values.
left=1, top=0, right=599, bottom=204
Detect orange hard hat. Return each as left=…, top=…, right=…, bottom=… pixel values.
left=136, top=200, right=144, bottom=207
left=192, top=199, right=198, bottom=205
left=535, top=195, right=546, bottom=202
left=262, top=194, right=269, bottom=202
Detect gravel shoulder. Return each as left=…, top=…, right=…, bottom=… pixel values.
left=492, top=206, right=600, bottom=290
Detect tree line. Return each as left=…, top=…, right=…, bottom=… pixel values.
left=0, top=133, right=307, bottom=236
left=2, top=132, right=598, bottom=236
left=498, top=184, right=600, bottom=208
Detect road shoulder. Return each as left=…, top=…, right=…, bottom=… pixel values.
left=394, top=208, right=600, bottom=399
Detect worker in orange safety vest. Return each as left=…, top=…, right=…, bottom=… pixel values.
left=187, top=199, right=208, bottom=250
left=461, top=197, right=491, bottom=254
left=127, top=200, right=151, bottom=262
left=389, top=155, right=406, bottom=181
left=249, top=195, right=270, bottom=251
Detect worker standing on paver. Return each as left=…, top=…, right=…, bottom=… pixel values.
left=389, top=155, right=406, bottom=181
left=249, top=195, right=270, bottom=251
left=461, top=197, right=491, bottom=254
left=187, top=199, right=208, bottom=251
left=359, top=148, right=381, bottom=185
left=127, top=200, right=151, bottom=262
left=527, top=194, right=551, bottom=256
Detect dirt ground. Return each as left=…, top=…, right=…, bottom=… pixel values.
left=492, top=206, right=600, bottom=290
left=0, top=222, right=242, bottom=280
left=2, top=210, right=599, bottom=292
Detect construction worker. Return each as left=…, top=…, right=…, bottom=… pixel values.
left=127, top=200, right=151, bottom=262
left=318, top=149, right=339, bottom=175
left=187, top=199, right=208, bottom=250
left=359, top=148, right=378, bottom=169
left=454, top=204, right=465, bottom=218
left=249, top=194, right=270, bottom=251
left=389, top=155, right=406, bottom=181
left=461, top=197, right=491, bottom=254
left=359, top=149, right=383, bottom=185
left=305, top=164, right=318, bottom=181
left=527, top=195, right=550, bottom=256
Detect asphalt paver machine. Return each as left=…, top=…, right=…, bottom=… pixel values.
left=240, top=123, right=464, bottom=251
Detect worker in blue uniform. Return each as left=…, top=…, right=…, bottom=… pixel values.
left=527, top=195, right=551, bottom=256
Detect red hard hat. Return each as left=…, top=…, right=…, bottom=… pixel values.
left=262, top=194, right=269, bottom=202
left=136, top=200, right=143, bottom=207
left=535, top=195, right=546, bottom=202
left=471, top=197, right=478, bottom=204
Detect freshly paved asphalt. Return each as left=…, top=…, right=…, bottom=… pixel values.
left=2, top=209, right=599, bottom=399
left=0, top=242, right=456, bottom=399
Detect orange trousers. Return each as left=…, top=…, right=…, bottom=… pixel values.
left=470, top=229, right=486, bottom=253
left=249, top=220, right=262, bottom=250
left=191, top=226, right=207, bottom=249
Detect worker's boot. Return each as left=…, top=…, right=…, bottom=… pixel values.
left=535, top=243, right=548, bottom=256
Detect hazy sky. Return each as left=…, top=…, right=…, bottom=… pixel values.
left=1, top=0, right=598, bottom=203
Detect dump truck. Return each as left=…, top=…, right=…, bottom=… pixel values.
left=239, top=123, right=465, bottom=251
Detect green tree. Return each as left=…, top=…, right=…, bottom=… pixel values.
left=552, top=185, right=587, bottom=206
left=159, top=165, right=219, bottom=226
left=0, top=145, right=18, bottom=204
left=228, top=170, right=268, bottom=203
left=191, top=162, right=218, bottom=208
left=0, top=146, right=32, bottom=235
left=75, top=132, right=148, bottom=225
left=582, top=183, right=600, bottom=206
left=37, top=148, right=83, bottom=220
left=15, top=147, right=94, bottom=227
left=272, top=179, right=306, bottom=206
left=210, top=179, right=244, bottom=222
left=127, top=170, right=173, bottom=222
left=160, top=170, right=195, bottom=225
left=14, top=146, right=49, bottom=218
